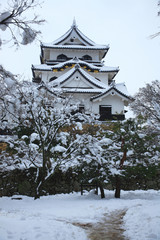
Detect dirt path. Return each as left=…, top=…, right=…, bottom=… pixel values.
left=73, top=209, right=128, bottom=240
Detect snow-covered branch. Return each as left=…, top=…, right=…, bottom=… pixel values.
left=130, top=80, right=160, bottom=129
left=0, top=0, right=45, bottom=47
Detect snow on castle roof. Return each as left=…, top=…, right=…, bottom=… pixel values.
left=48, top=80, right=131, bottom=101
left=90, top=83, right=131, bottom=101
left=49, top=88, right=103, bottom=94
left=48, top=64, right=108, bottom=89
left=32, top=58, right=119, bottom=73
left=41, top=44, right=109, bottom=50
left=41, top=20, right=109, bottom=50
left=52, top=19, right=96, bottom=46
left=51, top=58, right=119, bottom=72
left=32, top=64, right=130, bottom=101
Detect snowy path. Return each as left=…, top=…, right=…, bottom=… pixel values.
left=73, top=209, right=127, bottom=240
left=0, top=190, right=160, bottom=240
left=87, top=210, right=127, bottom=240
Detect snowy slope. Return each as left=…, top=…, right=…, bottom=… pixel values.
left=0, top=190, right=160, bottom=240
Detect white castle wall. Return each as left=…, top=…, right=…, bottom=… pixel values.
left=63, top=93, right=124, bottom=115
left=37, top=71, right=124, bottom=115
left=49, top=49, right=99, bottom=62
left=92, top=95, right=124, bottom=114
left=89, top=72, right=109, bottom=85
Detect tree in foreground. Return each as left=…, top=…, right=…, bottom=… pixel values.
left=75, top=117, right=159, bottom=198
left=75, top=126, right=114, bottom=198
left=1, top=81, right=160, bottom=199
left=0, top=80, right=97, bottom=198
left=110, top=118, right=160, bottom=198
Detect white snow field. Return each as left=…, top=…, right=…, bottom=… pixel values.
left=0, top=190, right=160, bottom=240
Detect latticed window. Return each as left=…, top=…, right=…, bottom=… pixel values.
left=82, top=55, right=92, bottom=61
left=57, top=54, right=68, bottom=61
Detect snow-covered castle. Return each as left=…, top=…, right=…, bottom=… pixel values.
left=32, top=20, right=131, bottom=120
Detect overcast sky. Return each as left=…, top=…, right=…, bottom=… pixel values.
left=0, top=0, right=160, bottom=98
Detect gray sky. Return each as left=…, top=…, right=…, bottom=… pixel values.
left=1, top=0, right=160, bottom=98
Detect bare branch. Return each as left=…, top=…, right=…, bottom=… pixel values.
left=0, top=0, right=45, bottom=47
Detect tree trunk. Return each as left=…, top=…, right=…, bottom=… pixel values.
left=99, top=183, right=105, bottom=199
left=115, top=175, right=121, bottom=198
left=34, top=191, right=40, bottom=200
left=34, top=167, right=45, bottom=200
left=34, top=149, right=51, bottom=199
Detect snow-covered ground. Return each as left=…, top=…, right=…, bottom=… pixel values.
left=0, top=190, right=160, bottom=240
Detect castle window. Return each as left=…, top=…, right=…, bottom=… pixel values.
left=33, top=77, right=41, bottom=83
left=99, top=105, right=112, bottom=121
left=79, top=105, right=85, bottom=113
left=49, top=76, right=57, bottom=82
left=57, top=54, right=68, bottom=61
left=82, top=55, right=92, bottom=61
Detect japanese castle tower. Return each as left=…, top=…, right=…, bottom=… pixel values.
left=32, top=20, right=131, bottom=120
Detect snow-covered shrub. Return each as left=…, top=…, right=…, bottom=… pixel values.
left=0, top=80, right=97, bottom=198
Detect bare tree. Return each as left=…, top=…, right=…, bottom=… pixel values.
left=130, top=80, right=160, bottom=128
left=0, top=0, right=45, bottom=47
left=0, top=0, right=45, bottom=106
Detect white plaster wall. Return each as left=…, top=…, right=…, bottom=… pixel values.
left=88, top=72, right=108, bottom=85
left=41, top=72, right=50, bottom=82
left=92, top=95, right=124, bottom=114
left=36, top=70, right=69, bottom=83
left=35, top=72, right=125, bottom=115
left=64, top=93, right=96, bottom=113
left=56, top=30, right=86, bottom=46
left=49, top=49, right=99, bottom=62
left=43, top=49, right=50, bottom=60
left=63, top=77, right=92, bottom=88
left=65, top=31, right=86, bottom=45
left=63, top=93, right=124, bottom=115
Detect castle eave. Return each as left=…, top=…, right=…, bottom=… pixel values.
left=41, top=44, right=109, bottom=51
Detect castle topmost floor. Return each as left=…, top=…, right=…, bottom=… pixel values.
left=40, top=19, right=110, bottom=67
